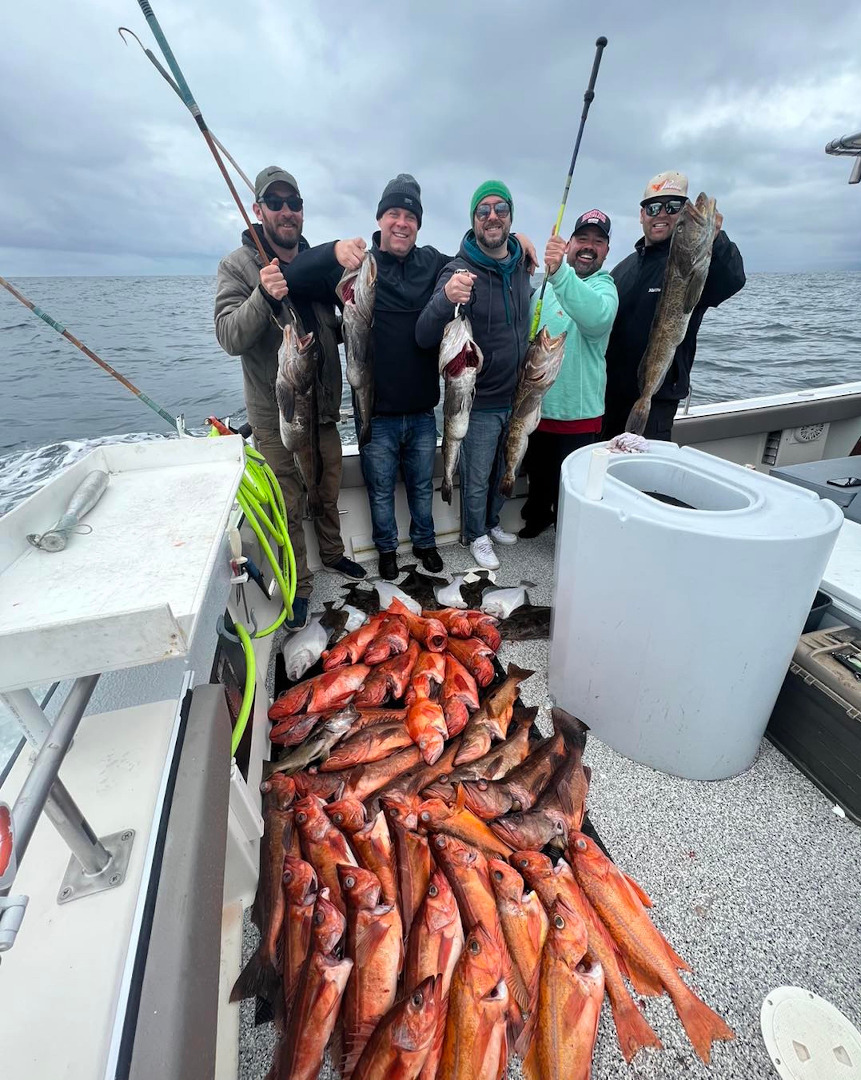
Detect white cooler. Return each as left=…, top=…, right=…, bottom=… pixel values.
left=548, top=443, right=843, bottom=780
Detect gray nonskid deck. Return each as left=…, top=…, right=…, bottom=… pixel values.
left=241, top=532, right=861, bottom=1079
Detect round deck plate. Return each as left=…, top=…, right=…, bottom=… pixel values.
left=762, top=986, right=861, bottom=1078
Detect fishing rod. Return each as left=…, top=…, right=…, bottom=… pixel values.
left=0, top=276, right=181, bottom=433
left=117, top=27, right=254, bottom=195
left=132, top=0, right=269, bottom=267
left=529, top=35, right=608, bottom=341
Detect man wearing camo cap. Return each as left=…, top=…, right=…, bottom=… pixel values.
left=602, top=170, right=745, bottom=440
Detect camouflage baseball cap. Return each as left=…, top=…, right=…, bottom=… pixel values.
left=254, top=166, right=301, bottom=201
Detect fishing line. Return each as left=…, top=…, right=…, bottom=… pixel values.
left=132, top=0, right=269, bottom=268
left=117, top=27, right=254, bottom=194
left=529, top=36, right=608, bottom=341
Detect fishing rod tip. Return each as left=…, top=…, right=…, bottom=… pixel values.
left=596, top=36, right=608, bottom=47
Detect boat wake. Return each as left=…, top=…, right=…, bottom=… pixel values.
left=0, top=432, right=175, bottom=518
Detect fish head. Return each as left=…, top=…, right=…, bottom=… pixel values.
left=461, top=924, right=507, bottom=1000
left=568, top=831, right=611, bottom=880
left=293, top=794, right=327, bottom=837
left=420, top=870, right=460, bottom=934
left=391, top=974, right=441, bottom=1053
left=337, top=862, right=382, bottom=910
left=488, top=857, right=526, bottom=904
left=511, top=849, right=555, bottom=888
left=260, top=773, right=296, bottom=808
left=282, top=855, right=317, bottom=904
left=382, top=793, right=421, bottom=832
left=324, top=797, right=366, bottom=833
left=431, top=832, right=477, bottom=873
left=524, top=326, right=567, bottom=387
left=277, top=322, right=316, bottom=388
left=670, top=192, right=717, bottom=263
left=546, top=896, right=589, bottom=960
left=417, top=797, right=452, bottom=831
left=312, top=888, right=346, bottom=954
left=440, top=313, right=484, bottom=379
left=324, top=712, right=358, bottom=738
left=336, top=252, right=377, bottom=317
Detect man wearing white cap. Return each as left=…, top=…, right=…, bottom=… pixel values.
left=602, top=170, right=745, bottom=439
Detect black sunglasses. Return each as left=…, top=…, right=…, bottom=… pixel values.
left=261, top=194, right=303, bottom=212
left=474, top=201, right=511, bottom=221
left=642, top=198, right=686, bottom=218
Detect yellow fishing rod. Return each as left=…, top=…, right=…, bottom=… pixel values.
left=529, top=36, right=608, bottom=341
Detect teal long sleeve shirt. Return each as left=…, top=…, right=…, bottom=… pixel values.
left=530, top=262, right=618, bottom=421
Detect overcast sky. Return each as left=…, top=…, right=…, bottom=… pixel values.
left=2, top=0, right=860, bottom=276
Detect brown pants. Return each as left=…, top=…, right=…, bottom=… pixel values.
left=253, top=423, right=344, bottom=598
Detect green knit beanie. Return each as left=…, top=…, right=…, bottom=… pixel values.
left=470, top=180, right=514, bottom=222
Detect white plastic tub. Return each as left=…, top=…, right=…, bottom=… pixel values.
left=548, top=443, right=843, bottom=780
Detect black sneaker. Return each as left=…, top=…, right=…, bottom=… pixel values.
left=518, top=519, right=553, bottom=539
left=378, top=551, right=399, bottom=580
left=323, top=555, right=367, bottom=580
left=412, top=546, right=443, bottom=574
left=285, top=595, right=309, bottom=631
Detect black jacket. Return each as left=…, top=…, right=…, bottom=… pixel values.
left=604, top=230, right=746, bottom=404
left=415, top=234, right=532, bottom=410
left=284, top=235, right=451, bottom=415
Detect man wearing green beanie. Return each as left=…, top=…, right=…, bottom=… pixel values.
left=416, top=180, right=531, bottom=570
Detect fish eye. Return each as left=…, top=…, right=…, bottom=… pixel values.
left=477, top=780, right=488, bottom=791
left=493, top=869, right=503, bottom=880
left=428, top=884, right=438, bottom=897
left=554, top=915, right=565, bottom=929
left=518, top=858, right=528, bottom=868
left=332, top=813, right=343, bottom=824
left=469, top=939, right=480, bottom=954
left=314, top=911, right=324, bottom=924
left=389, top=807, right=400, bottom=817
left=344, top=875, right=356, bottom=888
left=434, top=836, right=446, bottom=848
left=575, top=839, right=587, bottom=851
left=412, top=992, right=424, bottom=1007
left=296, top=812, right=307, bottom=824
left=510, top=800, right=522, bottom=812
left=420, top=811, right=430, bottom=822
left=438, top=774, right=449, bottom=783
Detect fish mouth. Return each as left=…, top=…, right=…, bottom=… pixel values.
left=444, top=344, right=482, bottom=378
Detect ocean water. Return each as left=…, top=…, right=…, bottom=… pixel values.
left=1, top=270, right=859, bottom=516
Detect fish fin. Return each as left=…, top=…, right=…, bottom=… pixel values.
left=608, top=988, right=664, bottom=1063
left=621, top=870, right=653, bottom=908
left=658, top=928, right=692, bottom=972
left=623, top=954, right=665, bottom=997
left=519, top=1025, right=541, bottom=1080
left=668, top=980, right=735, bottom=1064
left=505, top=663, right=536, bottom=683
left=625, top=398, right=650, bottom=436
left=550, top=707, right=589, bottom=747
left=229, top=946, right=279, bottom=1005
left=682, top=267, right=709, bottom=314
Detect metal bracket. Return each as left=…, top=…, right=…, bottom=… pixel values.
left=0, top=895, right=29, bottom=953
left=57, top=829, right=135, bottom=905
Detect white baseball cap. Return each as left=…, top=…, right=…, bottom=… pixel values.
left=641, top=171, right=689, bottom=204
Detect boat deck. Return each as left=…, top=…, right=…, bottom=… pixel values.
left=238, top=530, right=861, bottom=1079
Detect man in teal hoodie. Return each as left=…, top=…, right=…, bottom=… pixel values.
left=520, top=209, right=619, bottom=538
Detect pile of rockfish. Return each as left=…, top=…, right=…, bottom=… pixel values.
left=232, top=598, right=734, bottom=1079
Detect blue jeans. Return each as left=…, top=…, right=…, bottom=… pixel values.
left=359, top=411, right=438, bottom=553
left=459, top=408, right=510, bottom=544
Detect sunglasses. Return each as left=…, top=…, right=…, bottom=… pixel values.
left=474, top=201, right=511, bottom=221
left=642, top=198, right=686, bottom=218
left=260, top=194, right=303, bottom=212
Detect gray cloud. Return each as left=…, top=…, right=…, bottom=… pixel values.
left=1, top=0, right=860, bottom=275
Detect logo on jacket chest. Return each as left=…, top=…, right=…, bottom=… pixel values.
left=648, top=287, right=661, bottom=293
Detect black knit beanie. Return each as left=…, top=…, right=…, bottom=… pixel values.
left=375, top=173, right=423, bottom=228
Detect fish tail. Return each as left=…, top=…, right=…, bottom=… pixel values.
left=441, top=477, right=452, bottom=504
left=551, top=707, right=589, bottom=748
left=228, top=946, right=279, bottom=1005
left=499, top=473, right=514, bottom=498
left=608, top=990, right=663, bottom=1063
left=625, top=398, right=650, bottom=436
left=506, top=663, right=536, bottom=682
left=669, top=980, right=735, bottom=1064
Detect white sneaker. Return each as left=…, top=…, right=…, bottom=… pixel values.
left=470, top=535, right=499, bottom=570
left=490, top=525, right=518, bottom=545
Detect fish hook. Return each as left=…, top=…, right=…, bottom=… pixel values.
left=117, top=26, right=145, bottom=50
